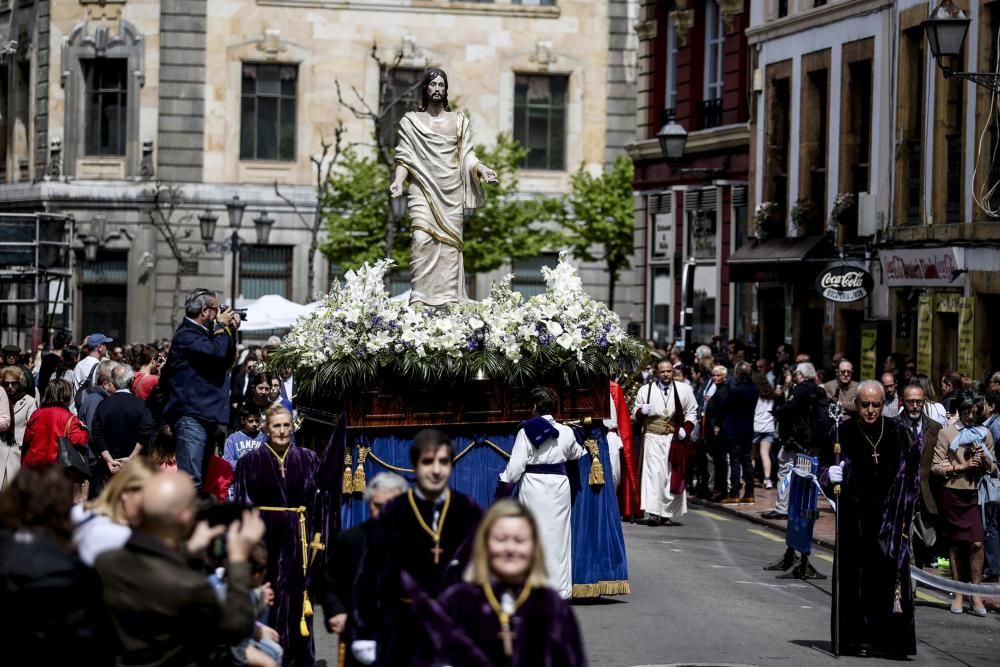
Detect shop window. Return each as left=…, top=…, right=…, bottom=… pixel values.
left=240, top=245, right=293, bottom=299
left=240, top=63, right=297, bottom=161
left=514, top=74, right=567, bottom=170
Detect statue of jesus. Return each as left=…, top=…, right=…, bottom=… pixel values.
left=389, top=68, right=498, bottom=307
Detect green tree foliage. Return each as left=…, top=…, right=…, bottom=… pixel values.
left=558, top=156, right=636, bottom=309
left=320, top=147, right=410, bottom=271
left=463, top=133, right=566, bottom=274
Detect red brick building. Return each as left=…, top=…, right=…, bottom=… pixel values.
left=627, top=0, right=751, bottom=349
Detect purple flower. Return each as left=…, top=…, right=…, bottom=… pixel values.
left=371, top=314, right=384, bottom=327
left=465, top=337, right=479, bottom=352
left=597, top=335, right=609, bottom=350
left=539, top=333, right=554, bottom=346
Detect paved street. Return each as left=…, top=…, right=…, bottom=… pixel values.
left=317, top=509, right=1000, bottom=666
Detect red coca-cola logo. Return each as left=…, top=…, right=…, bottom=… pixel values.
left=815, top=265, right=873, bottom=303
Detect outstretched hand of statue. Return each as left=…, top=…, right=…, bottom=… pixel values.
left=477, top=164, right=498, bottom=184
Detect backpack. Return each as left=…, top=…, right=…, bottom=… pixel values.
left=74, top=363, right=99, bottom=413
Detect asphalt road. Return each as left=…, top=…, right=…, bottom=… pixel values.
left=315, top=508, right=1000, bottom=666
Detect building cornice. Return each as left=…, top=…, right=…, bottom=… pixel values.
left=746, top=0, right=892, bottom=45
left=257, top=0, right=560, bottom=19
left=626, top=123, right=750, bottom=161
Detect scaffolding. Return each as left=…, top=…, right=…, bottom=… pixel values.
left=0, top=213, right=75, bottom=350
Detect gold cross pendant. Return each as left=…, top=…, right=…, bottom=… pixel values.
left=498, top=621, right=514, bottom=656
left=431, top=541, right=443, bottom=565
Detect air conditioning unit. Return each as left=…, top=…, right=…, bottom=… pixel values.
left=857, top=192, right=877, bottom=237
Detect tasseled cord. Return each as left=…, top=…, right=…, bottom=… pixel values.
left=584, top=439, right=605, bottom=486
left=354, top=446, right=369, bottom=493
left=343, top=448, right=354, bottom=494
left=300, top=590, right=313, bottom=636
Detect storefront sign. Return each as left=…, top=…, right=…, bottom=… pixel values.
left=916, top=296, right=933, bottom=376
left=815, top=265, right=873, bottom=303
left=860, top=327, right=878, bottom=382
left=880, top=248, right=964, bottom=287
left=958, top=296, right=975, bottom=378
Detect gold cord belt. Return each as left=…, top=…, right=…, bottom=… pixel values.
left=258, top=505, right=323, bottom=637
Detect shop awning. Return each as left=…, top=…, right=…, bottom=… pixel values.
left=728, top=234, right=830, bottom=282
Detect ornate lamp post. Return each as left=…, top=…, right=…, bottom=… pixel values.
left=200, top=195, right=265, bottom=304
left=923, top=1, right=1000, bottom=92
left=656, top=114, right=730, bottom=177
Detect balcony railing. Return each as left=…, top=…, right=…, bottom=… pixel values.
left=700, top=98, right=723, bottom=130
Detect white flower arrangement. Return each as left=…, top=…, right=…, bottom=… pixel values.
left=753, top=201, right=778, bottom=227
left=270, top=252, right=643, bottom=394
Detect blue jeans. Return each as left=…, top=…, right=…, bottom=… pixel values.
left=174, top=416, right=211, bottom=488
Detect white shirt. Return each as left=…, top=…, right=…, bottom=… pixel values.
left=753, top=397, right=775, bottom=433
left=500, top=416, right=585, bottom=484
left=72, top=356, right=100, bottom=390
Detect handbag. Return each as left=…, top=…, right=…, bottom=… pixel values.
left=57, top=416, right=91, bottom=478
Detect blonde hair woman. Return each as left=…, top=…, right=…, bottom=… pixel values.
left=417, top=500, right=587, bottom=666
left=72, top=458, right=157, bottom=566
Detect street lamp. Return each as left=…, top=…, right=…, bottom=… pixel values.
left=923, top=1, right=1000, bottom=92
left=656, top=115, right=729, bottom=177
left=253, top=211, right=274, bottom=245
left=200, top=199, right=272, bottom=304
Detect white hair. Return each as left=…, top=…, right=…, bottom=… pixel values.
left=795, top=362, right=816, bottom=380
left=363, top=471, right=409, bottom=502
left=712, top=365, right=729, bottom=377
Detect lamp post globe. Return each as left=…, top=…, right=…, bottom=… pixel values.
left=226, top=195, right=246, bottom=230
left=923, top=0, right=970, bottom=68
left=253, top=211, right=275, bottom=245
left=657, top=118, right=688, bottom=163
left=198, top=209, right=219, bottom=244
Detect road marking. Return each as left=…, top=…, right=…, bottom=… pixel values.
left=696, top=510, right=732, bottom=522
left=747, top=528, right=785, bottom=543
left=709, top=564, right=737, bottom=568
left=916, top=590, right=947, bottom=605
left=657, top=540, right=675, bottom=544
left=670, top=548, right=683, bottom=552
left=813, top=553, right=833, bottom=563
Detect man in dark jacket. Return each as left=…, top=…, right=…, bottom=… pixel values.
left=163, top=288, right=241, bottom=488
left=90, top=363, right=156, bottom=493
left=721, top=362, right=759, bottom=504
left=896, top=383, right=942, bottom=567
left=96, top=471, right=263, bottom=666
left=761, top=362, right=826, bottom=520
left=324, top=472, right=408, bottom=666
left=704, top=365, right=730, bottom=502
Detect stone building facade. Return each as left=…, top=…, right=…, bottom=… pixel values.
left=0, top=0, right=641, bottom=345
left=744, top=0, right=1000, bottom=381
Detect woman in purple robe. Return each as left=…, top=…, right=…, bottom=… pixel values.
left=408, top=499, right=587, bottom=667
left=235, top=404, right=323, bottom=667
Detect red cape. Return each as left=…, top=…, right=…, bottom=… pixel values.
left=611, top=381, right=639, bottom=519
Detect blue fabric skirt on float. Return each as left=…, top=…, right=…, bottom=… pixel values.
left=339, top=425, right=630, bottom=598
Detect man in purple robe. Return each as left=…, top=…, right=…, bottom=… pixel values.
left=822, top=380, right=920, bottom=659
left=235, top=405, right=326, bottom=667
left=350, top=429, right=483, bottom=667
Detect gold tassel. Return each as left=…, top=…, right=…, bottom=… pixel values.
left=354, top=446, right=368, bottom=493
left=300, top=591, right=313, bottom=637
left=585, top=439, right=605, bottom=487
left=342, top=449, right=354, bottom=494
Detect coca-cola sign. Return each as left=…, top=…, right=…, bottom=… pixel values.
left=815, top=265, right=873, bottom=303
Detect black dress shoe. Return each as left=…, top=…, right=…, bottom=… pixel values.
left=845, top=643, right=873, bottom=658
left=760, top=510, right=788, bottom=520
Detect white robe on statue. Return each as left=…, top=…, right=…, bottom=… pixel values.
left=633, top=381, right=698, bottom=520
left=394, top=111, right=484, bottom=307
left=499, top=415, right=585, bottom=599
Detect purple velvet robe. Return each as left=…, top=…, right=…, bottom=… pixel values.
left=821, top=417, right=920, bottom=657
left=434, top=582, right=587, bottom=667
left=235, top=444, right=322, bottom=667
left=352, top=489, right=482, bottom=667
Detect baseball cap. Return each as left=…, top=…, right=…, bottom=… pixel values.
left=85, top=333, right=113, bottom=347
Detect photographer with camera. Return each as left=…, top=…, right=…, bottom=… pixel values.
left=163, top=288, right=241, bottom=489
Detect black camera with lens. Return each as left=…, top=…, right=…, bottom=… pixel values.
left=220, top=304, right=249, bottom=321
